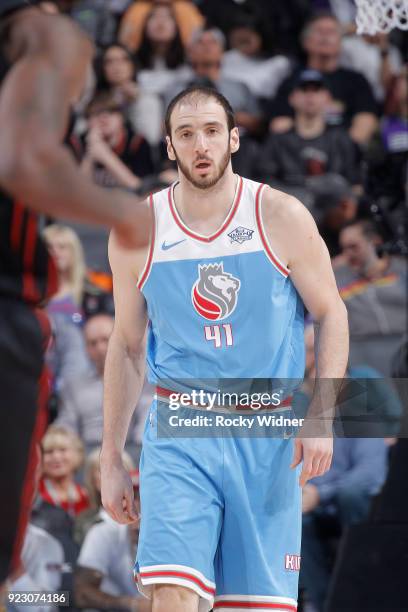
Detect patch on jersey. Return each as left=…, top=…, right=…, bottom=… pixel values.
left=191, top=262, right=241, bottom=321
left=285, top=554, right=301, bottom=571
left=228, top=226, right=254, bottom=244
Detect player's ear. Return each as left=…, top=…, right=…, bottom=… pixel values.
left=166, top=136, right=176, bottom=161
left=230, top=127, right=240, bottom=154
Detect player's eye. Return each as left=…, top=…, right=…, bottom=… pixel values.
left=208, top=128, right=218, bottom=135
left=181, top=132, right=191, bottom=139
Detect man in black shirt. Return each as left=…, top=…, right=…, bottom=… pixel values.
left=75, top=92, right=155, bottom=190
left=267, top=12, right=378, bottom=146
left=259, top=69, right=360, bottom=201
left=0, top=1, right=151, bottom=587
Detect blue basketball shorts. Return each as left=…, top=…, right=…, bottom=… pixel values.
left=135, top=400, right=302, bottom=611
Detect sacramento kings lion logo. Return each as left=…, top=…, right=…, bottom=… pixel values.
left=191, top=262, right=241, bottom=321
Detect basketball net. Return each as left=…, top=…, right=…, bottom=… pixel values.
left=355, top=0, right=408, bottom=34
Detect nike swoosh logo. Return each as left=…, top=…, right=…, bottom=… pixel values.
left=161, top=239, right=186, bottom=251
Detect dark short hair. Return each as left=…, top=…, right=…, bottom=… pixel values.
left=164, top=85, right=236, bottom=137
left=85, top=91, right=123, bottom=118
left=340, top=218, right=381, bottom=240
left=301, top=11, right=340, bottom=42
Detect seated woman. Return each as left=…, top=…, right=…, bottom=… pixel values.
left=128, top=3, right=191, bottom=98
left=43, top=224, right=90, bottom=393
left=97, top=43, right=162, bottom=146
left=39, top=426, right=90, bottom=518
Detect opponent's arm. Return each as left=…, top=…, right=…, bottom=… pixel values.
left=0, top=15, right=150, bottom=248
left=100, top=229, right=149, bottom=523
left=262, top=189, right=349, bottom=485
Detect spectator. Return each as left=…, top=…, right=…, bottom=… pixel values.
left=75, top=92, right=155, bottom=190
left=8, top=524, right=64, bottom=612
left=258, top=70, right=360, bottom=203
left=43, top=224, right=90, bottom=391
left=335, top=219, right=407, bottom=375
left=221, top=16, right=291, bottom=99
left=365, top=65, right=408, bottom=209
left=296, top=325, right=402, bottom=437
left=75, top=448, right=136, bottom=544
left=312, top=175, right=359, bottom=257
left=197, top=0, right=312, bottom=58
left=300, top=436, right=388, bottom=611
left=39, top=426, right=90, bottom=518
left=296, top=324, right=391, bottom=611
left=119, top=0, right=204, bottom=53
left=69, top=0, right=118, bottom=48
left=56, top=314, right=143, bottom=458
left=31, top=497, right=80, bottom=612
left=97, top=43, right=163, bottom=146
left=310, top=0, right=356, bottom=34
left=74, top=485, right=149, bottom=610
left=340, top=33, right=402, bottom=103
left=124, top=3, right=191, bottom=97
left=268, top=12, right=378, bottom=146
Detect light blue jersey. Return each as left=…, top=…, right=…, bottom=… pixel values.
left=135, top=176, right=305, bottom=611
left=139, top=176, right=305, bottom=383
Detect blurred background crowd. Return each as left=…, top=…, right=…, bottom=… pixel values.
left=6, top=1, right=407, bottom=611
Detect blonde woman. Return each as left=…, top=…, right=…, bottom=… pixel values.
left=43, top=224, right=89, bottom=388
left=43, top=224, right=86, bottom=308
left=39, top=426, right=90, bottom=518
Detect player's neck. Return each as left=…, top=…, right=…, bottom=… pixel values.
left=175, top=169, right=238, bottom=233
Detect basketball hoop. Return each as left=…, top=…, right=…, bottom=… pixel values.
left=355, top=0, right=408, bottom=34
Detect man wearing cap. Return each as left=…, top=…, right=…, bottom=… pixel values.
left=259, top=69, right=360, bottom=216
left=267, top=12, right=378, bottom=146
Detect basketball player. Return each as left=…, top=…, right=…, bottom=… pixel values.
left=101, top=86, right=349, bottom=611
left=0, top=1, right=150, bottom=586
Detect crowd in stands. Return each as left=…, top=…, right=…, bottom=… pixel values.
left=8, top=1, right=407, bottom=611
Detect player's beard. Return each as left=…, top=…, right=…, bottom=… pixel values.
left=173, top=141, right=231, bottom=190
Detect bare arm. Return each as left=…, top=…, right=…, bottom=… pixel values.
left=262, top=188, right=349, bottom=484
left=100, top=230, right=149, bottom=523
left=0, top=14, right=150, bottom=247
left=99, top=153, right=141, bottom=190
left=84, top=128, right=141, bottom=190
left=349, top=112, right=378, bottom=145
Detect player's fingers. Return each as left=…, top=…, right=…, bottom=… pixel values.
left=320, top=452, right=333, bottom=476
left=290, top=439, right=303, bottom=468
left=299, top=452, right=314, bottom=486
left=123, top=488, right=138, bottom=522
left=311, top=452, right=326, bottom=478
left=103, top=496, right=132, bottom=524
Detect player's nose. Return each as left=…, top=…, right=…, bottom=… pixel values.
left=194, top=132, right=208, bottom=154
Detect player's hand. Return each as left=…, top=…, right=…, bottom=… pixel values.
left=100, top=455, right=139, bottom=524
left=290, top=436, right=333, bottom=487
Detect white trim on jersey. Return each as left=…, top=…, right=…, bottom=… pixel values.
left=135, top=563, right=215, bottom=610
